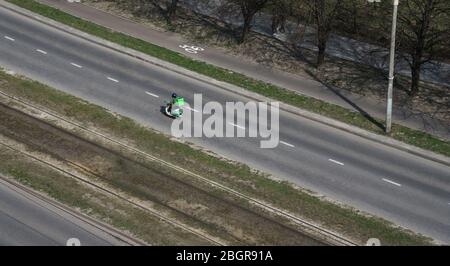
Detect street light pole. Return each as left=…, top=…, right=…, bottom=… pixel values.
left=386, top=0, right=399, bottom=134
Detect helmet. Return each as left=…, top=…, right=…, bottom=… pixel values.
left=172, top=93, right=177, bottom=98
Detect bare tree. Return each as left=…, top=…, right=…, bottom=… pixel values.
left=166, top=0, right=179, bottom=21
left=282, top=0, right=310, bottom=57
left=397, top=0, right=450, bottom=96
left=309, top=0, right=343, bottom=67
left=270, top=0, right=290, bottom=34
left=336, top=0, right=365, bottom=35
left=228, top=0, right=270, bottom=43
left=144, top=0, right=180, bottom=23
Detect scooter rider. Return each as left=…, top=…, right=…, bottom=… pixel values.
left=167, top=92, right=178, bottom=114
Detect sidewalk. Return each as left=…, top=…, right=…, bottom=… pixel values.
left=36, top=0, right=450, bottom=140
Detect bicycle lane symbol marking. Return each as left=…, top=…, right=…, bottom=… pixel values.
left=179, top=44, right=205, bottom=54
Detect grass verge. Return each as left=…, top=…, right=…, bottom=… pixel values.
left=0, top=69, right=433, bottom=245
left=5, top=0, right=450, bottom=158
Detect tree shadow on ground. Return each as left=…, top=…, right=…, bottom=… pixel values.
left=163, top=3, right=243, bottom=45
left=304, top=68, right=386, bottom=132
left=246, top=32, right=387, bottom=131
left=251, top=33, right=316, bottom=68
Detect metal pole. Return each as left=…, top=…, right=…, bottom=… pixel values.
left=386, top=0, right=399, bottom=133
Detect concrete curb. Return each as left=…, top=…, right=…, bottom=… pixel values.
left=1, top=0, right=449, bottom=167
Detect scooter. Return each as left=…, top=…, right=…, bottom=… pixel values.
left=164, top=99, right=184, bottom=118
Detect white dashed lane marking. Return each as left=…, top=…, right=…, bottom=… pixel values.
left=4, top=36, right=15, bottom=41
left=107, top=77, right=119, bottom=83
left=280, top=141, right=295, bottom=148
left=145, top=91, right=159, bottom=98
left=328, top=159, right=344, bottom=166
left=70, top=63, right=82, bottom=68
left=228, top=122, right=245, bottom=130
left=382, top=178, right=402, bottom=187
left=185, top=106, right=199, bottom=113
left=36, top=49, right=47, bottom=54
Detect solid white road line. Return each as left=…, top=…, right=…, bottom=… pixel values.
left=382, top=178, right=402, bottom=187
left=280, top=141, right=295, bottom=148
left=228, top=122, right=245, bottom=130
left=70, top=63, right=82, bottom=68
left=185, top=106, right=199, bottom=113
left=4, top=36, right=15, bottom=41
left=107, top=77, right=119, bottom=83
left=145, top=91, right=159, bottom=98
left=328, top=159, right=344, bottom=166
left=36, top=49, right=47, bottom=54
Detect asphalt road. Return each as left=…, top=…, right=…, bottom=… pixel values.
left=0, top=5, right=449, bottom=243
left=37, top=0, right=450, bottom=140
left=0, top=178, right=128, bottom=246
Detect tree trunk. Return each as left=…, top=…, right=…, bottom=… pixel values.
left=317, top=40, right=326, bottom=67
left=316, top=26, right=327, bottom=67
left=166, top=0, right=179, bottom=22
left=409, top=35, right=425, bottom=96
left=167, top=0, right=178, bottom=19
left=240, top=13, right=254, bottom=43
left=237, top=0, right=269, bottom=43
left=314, top=0, right=327, bottom=67
left=271, top=15, right=279, bottom=34
left=351, top=0, right=358, bottom=34
left=410, top=62, right=421, bottom=97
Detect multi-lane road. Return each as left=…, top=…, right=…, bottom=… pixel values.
left=0, top=3, right=449, bottom=243
left=0, top=177, right=130, bottom=246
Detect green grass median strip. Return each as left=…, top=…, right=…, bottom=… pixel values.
left=6, top=0, right=450, bottom=158
left=0, top=69, right=433, bottom=245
